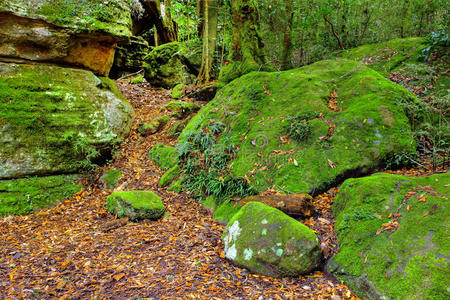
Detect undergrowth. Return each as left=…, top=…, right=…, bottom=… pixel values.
left=176, top=121, right=257, bottom=205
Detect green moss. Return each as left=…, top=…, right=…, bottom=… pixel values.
left=148, top=143, right=179, bottom=170
left=163, top=101, right=200, bottom=119
left=212, top=200, right=241, bottom=225
left=0, top=0, right=132, bottom=38
left=167, top=177, right=184, bottom=193
left=0, top=175, right=82, bottom=216
left=130, top=75, right=144, bottom=84
left=180, top=59, right=419, bottom=196
left=169, top=120, right=187, bottom=137
left=223, top=201, right=321, bottom=277
left=100, top=169, right=122, bottom=190
left=106, top=191, right=165, bottom=221
left=329, top=172, right=450, bottom=299
left=0, top=62, right=134, bottom=178
left=159, top=165, right=181, bottom=188
left=172, top=84, right=185, bottom=99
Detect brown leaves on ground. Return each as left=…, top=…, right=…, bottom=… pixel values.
left=0, top=80, right=359, bottom=299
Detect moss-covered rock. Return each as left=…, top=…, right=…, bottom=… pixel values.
left=167, top=178, right=184, bottom=193
left=179, top=59, right=420, bottom=196
left=223, top=202, right=321, bottom=277
left=137, top=115, right=170, bottom=137
left=143, top=41, right=202, bottom=88
left=148, top=143, right=179, bottom=170
left=99, top=169, right=123, bottom=190
left=163, top=101, right=201, bottom=119
left=0, top=175, right=82, bottom=216
left=327, top=172, right=450, bottom=299
left=0, top=62, right=135, bottom=179
left=172, top=84, right=185, bottom=99
left=159, top=165, right=181, bottom=188
left=110, top=36, right=151, bottom=78
left=0, top=0, right=132, bottom=75
left=106, top=191, right=165, bottom=221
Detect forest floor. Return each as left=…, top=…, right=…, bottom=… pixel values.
left=0, top=80, right=444, bottom=299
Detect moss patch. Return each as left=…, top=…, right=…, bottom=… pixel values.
left=159, top=165, right=181, bottom=188
left=179, top=59, right=419, bottom=196
left=172, top=84, right=185, bottom=99
left=0, top=174, right=81, bottom=216
left=328, top=172, right=450, bottom=299
left=100, top=169, right=123, bottom=190
left=106, top=191, right=165, bottom=221
left=223, top=202, right=321, bottom=277
left=163, top=101, right=201, bottom=119
left=149, top=143, right=179, bottom=170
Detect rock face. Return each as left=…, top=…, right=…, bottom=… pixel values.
left=0, top=0, right=132, bottom=76
left=223, top=202, right=321, bottom=277
left=106, top=191, right=165, bottom=221
left=144, top=41, right=202, bottom=88
left=327, top=172, right=449, bottom=299
left=110, top=36, right=151, bottom=78
left=239, top=194, right=314, bottom=217
left=0, top=62, right=135, bottom=179
left=179, top=59, right=421, bottom=196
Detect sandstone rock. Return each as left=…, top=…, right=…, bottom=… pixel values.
left=223, top=202, right=321, bottom=277
left=0, top=62, right=135, bottom=179
left=328, top=172, right=450, bottom=299
left=106, top=191, right=165, bottom=221
left=239, top=193, right=314, bottom=217
left=0, top=0, right=132, bottom=75
left=110, top=36, right=151, bottom=78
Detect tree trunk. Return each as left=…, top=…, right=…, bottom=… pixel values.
left=142, top=0, right=177, bottom=44
left=280, top=0, right=294, bottom=70
left=197, top=0, right=219, bottom=84
left=323, top=14, right=345, bottom=50
left=219, top=0, right=267, bottom=83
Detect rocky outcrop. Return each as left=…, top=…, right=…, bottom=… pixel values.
left=0, top=0, right=132, bottom=76
left=110, top=36, right=151, bottom=78
left=0, top=62, right=135, bottom=179
left=223, top=202, right=321, bottom=277
left=328, top=172, right=449, bottom=299
left=106, top=191, right=165, bottom=221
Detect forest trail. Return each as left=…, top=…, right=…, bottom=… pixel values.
left=1, top=81, right=368, bottom=299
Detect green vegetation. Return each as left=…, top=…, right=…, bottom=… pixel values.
left=0, top=175, right=82, bottom=216
left=329, top=172, right=450, bottom=299
left=163, top=101, right=201, bottom=119
left=149, top=143, right=179, bottom=170
left=106, top=191, right=165, bottom=221
left=100, top=169, right=123, bottom=190
left=159, top=165, right=181, bottom=187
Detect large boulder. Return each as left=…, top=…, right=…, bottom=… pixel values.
left=327, top=172, right=449, bottom=299
left=0, top=0, right=132, bottom=76
left=223, top=202, right=321, bottom=277
left=144, top=41, right=202, bottom=88
left=106, top=191, right=165, bottom=221
left=178, top=59, right=421, bottom=200
left=0, top=62, right=135, bottom=179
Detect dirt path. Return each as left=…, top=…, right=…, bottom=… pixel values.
left=0, top=81, right=357, bottom=299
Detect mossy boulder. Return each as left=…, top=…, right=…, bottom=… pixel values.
left=159, top=165, right=181, bottom=188
left=149, top=143, right=179, bottom=170
left=179, top=59, right=420, bottom=196
left=143, top=41, right=202, bottom=88
left=137, top=115, right=170, bottom=137
left=110, top=36, right=151, bottom=78
left=99, top=169, right=123, bottom=190
left=0, top=0, right=132, bottom=75
left=163, top=101, right=201, bottom=119
left=0, top=63, right=135, bottom=179
left=106, top=191, right=165, bottom=221
left=0, top=175, right=82, bottom=216
left=327, top=172, right=450, bottom=299
left=172, top=84, right=185, bottom=99
left=223, top=202, right=321, bottom=277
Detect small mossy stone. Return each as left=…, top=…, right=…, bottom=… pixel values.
left=0, top=175, right=82, bottom=216
left=167, top=178, right=183, bottom=193
left=99, top=169, right=123, bottom=190
left=159, top=165, right=181, bottom=187
left=169, top=121, right=187, bottom=137
left=106, top=191, right=165, bottom=221
left=148, top=143, right=179, bottom=170
left=172, top=84, right=185, bottom=99
left=328, top=172, right=450, bottom=299
left=164, top=101, right=201, bottom=119
left=223, top=202, right=321, bottom=277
